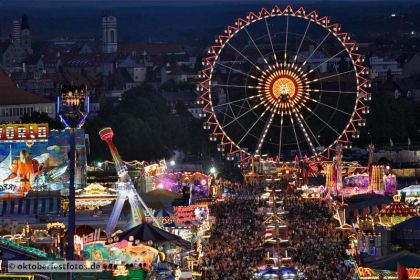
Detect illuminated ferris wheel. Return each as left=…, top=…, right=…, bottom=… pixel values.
left=199, top=5, right=371, bottom=162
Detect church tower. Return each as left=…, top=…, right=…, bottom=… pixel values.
left=20, top=14, right=32, bottom=54
left=102, top=11, right=117, bottom=54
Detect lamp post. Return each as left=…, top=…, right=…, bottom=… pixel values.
left=57, top=85, right=89, bottom=263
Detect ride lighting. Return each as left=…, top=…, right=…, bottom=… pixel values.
left=226, top=155, right=234, bottom=161
left=197, top=5, right=369, bottom=163
left=362, top=107, right=370, bottom=114
left=364, top=93, right=372, bottom=101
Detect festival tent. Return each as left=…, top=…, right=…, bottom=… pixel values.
left=258, top=267, right=281, bottom=279
left=116, top=222, right=190, bottom=248
left=142, top=189, right=181, bottom=209
left=398, top=185, right=420, bottom=197
left=258, top=267, right=298, bottom=279
left=154, top=208, right=176, bottom=227
left=146, top=189, right=181, bottom=199
left=365, top=250, right=420, bottom=271
left=343, top=193, right=392, bottom=220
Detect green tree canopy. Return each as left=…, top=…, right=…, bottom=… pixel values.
left=85, top=85, right=209, bottom=162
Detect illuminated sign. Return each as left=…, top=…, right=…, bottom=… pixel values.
left=81, top=228, right=102, bottom=244
left=0, top=123, right=48, bottom=142
left=0, top=128, right=86, bottom=198
left=174, top=205, right=208, bottom=223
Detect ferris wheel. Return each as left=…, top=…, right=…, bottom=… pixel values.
left=199, top=5, right=370, bottom=163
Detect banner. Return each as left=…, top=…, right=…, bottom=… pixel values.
left=0, top=125, right=86, bottom=197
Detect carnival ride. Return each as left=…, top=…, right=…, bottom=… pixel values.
left=199, top=5, right=370, bottom=164
left=99, top=127, right=160, bottom=236
left=196, top=5, right=399, bottom=199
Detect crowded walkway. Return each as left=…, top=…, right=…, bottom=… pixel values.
left=282, top=185, right=354, bottom=280
left=201, top=184, right=265, bottom=279
left=199, top=180, right=353, bottom=279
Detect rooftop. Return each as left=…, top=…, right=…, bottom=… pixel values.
left=0, top=67, right=53, bottom=105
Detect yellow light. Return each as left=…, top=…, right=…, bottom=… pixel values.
left=271, top=77, right=297, bottom=100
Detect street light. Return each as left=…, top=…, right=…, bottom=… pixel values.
left=57, top=85, right=89, bottom=263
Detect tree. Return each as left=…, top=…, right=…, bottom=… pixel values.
left=85, top=85, right=212, bottom=162
left=21, top=112, right=64, bottom=130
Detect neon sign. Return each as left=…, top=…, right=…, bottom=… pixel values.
left=174, top=205, right=208, bottom=223
left=81, top=228, right=102, bottom=244
left=0, top=123, right=48, bottom=142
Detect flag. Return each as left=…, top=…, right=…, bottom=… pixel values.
left=398, top=263, right=409, bottom=280
left=408, top=137, right=411, bottom=146
left=390, top=139, right=394, bottom=148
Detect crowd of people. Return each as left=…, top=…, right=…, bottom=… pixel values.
left=282, top=186, right=354, bottom=280
left=200, top=184, right=265, bottom=279
left=198, top=180, right=353, bottom=279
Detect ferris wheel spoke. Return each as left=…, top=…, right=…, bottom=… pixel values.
left=302, top=31, right=330, bottom=66
left=284, top=15, right=289, bottom=60
left=217, top=108, right=235, bottom=122
left=218, top=109, right=252, bottom=135
left=301, top=104, right=341, bottom=136
left=237, top=108, right=269, bottom=146
left=221, top=102, right=264, bottom=129
left=296, top=110, right=323, bottom=148
left=289, top=110, right=303, bottom=158
left=225, top=42, right=263, bottom=72
left=229, top=98, right=258, bottom=115
left=278, top=111, right=284, bottom=159
left=213, top=94, right=262, bottom=109
left=264, top=17, right=278, bottom=63
left=294, top=20, right=311, bottom=62
left=308, top=48, right=346, bottom=73
left=243, top=27, right=270, bottom=66
left=292, top=110, right=317, bottom=153
left=307, top=98, right=352, bottom=116
left=255, top=110, right=276, bottom=155
left=212, top=83, right=258, bottom=89
left=309, top=89, right=358, bottom=95
left=215, top=61, right=262, bottom=81
left=310, top=69, right=355, bottom=82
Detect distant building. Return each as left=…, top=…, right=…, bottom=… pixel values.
left=20, top=15, right=32, bottom=54
left=102, top=11, right=117, bottom=54
left=0, top=67, right=55, bottom=123
left=403, top=53, right=420, bottom=78
left=12, top=70, right=56, bottom=97
left=12, top=20, right=20, bottom=44
left=88, top=100, right=100, bottom=118
left=1, top=15, right=33, bottom=71
left=160, top=63, right=197, bottom=85
left=296, top=45, right=347, bottom=73
left=369, top=56, right=402, bottom=79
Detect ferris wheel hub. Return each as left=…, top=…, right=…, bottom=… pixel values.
left=258, top=61, right=309, bottom=112
left=272, top=76, right=297, bottom=101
